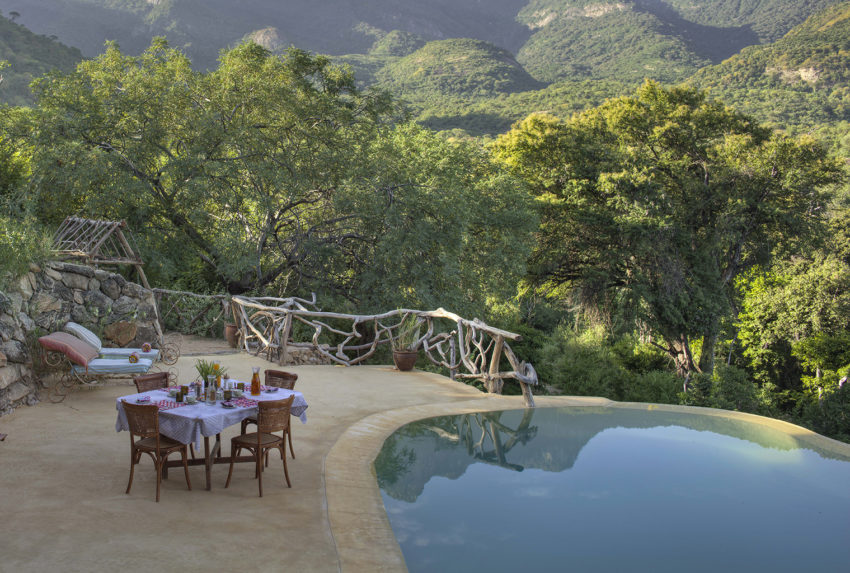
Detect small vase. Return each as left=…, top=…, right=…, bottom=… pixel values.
left=393, top=350, right=418, bottom=372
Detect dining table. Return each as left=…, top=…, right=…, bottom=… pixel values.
left=115, top=381, right=308, bottom=490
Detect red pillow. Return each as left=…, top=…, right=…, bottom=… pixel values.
left=39, top=332, right=100, bottom=369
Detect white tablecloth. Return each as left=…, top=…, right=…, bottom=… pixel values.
left=115, top=386, right=308, bottom=447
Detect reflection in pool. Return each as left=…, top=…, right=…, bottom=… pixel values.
left=375, top=407, right=850, bottom=573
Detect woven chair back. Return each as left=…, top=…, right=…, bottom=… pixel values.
left=265, top=369, right=298, bottom=390
left=257, top=395, right=294, bottom=434
left=134, top=371, right=169, bottom=393
left=122, top=401, right=160, bottom=438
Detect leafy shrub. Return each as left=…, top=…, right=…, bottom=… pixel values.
left=0, top=215, right=52, bottom=289
left=611, top=335, right=671, bottom=374
left=679, top=365, right=760, bottom=412
left=538, top=324, right=630, bottom=399
left=795, top=383, right=850, bottom=442
left=623, top=370, right=681, bottom=404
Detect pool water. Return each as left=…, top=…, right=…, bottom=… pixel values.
left=374, top=407, right=850, bottom=573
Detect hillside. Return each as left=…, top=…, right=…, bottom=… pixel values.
left=690, top=1, right=850, bottom=133
left=1, top=0, right=847, bottom=138
left=0, top=0, right=837, bottom=74
left=516, top=1, right=708, bottom=83
left=0, top=11, right=82, bottom=106
left=0, top=0, right=531, bottom=71
left=375, top=39, right=545, bottom=98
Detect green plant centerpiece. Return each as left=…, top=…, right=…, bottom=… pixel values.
left=194, top=358, right=228, bottom=383
left=391, top=313, right=422, bottom=371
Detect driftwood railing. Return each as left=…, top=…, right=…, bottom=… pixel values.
left=153, top=288, right=231, bottom=337
left=230, top=295, right=539, bottom=406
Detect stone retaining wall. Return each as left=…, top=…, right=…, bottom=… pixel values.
left=0, top=261, right=159, bottom=416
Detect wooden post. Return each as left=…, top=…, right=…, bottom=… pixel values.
left=519, top=381, right=536, bottom=408
left=279, top=313, right=293, bottom=366
left=487, top=335, right=505, bottom=394
left=449, top=338, right=457, bottom=381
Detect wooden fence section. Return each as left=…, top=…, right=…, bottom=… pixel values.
left=230, top=296, right=538, bottom=406
left=153, top=288, right=231, bottom=338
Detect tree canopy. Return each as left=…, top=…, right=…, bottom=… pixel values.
left=23, top=39, right=396, bottom=294
left=492, top=81, right=844, bottom=376
left=9, top=39, right=536, bottom=320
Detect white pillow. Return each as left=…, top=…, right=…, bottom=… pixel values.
left=64, top=322, right=103, bottom=352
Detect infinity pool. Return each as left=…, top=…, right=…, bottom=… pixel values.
left=374, top=406, right=850, bottom=572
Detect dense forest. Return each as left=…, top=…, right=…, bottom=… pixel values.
left=1, top=1, right=850, bottom=442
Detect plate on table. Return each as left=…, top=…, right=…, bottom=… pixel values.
left=221, top=401, right=236, bottom=409
left=265, top=387, right=279, bottom=393
left=135, top=397, right=151, bottom=404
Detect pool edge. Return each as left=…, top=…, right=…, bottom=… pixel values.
left=323, top=395, right=613, bottom=572
left=324, top=396, right=850, bottom=572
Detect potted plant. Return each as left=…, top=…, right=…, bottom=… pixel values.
left=391, top=314, right=422, bottom=371
left=224, top=323, right=239, bottom=348
left=194, top=358, right=228, bottom=383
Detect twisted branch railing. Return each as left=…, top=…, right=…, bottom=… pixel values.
left=230, top=295, right=538, bottom=406
left=153, top=288, right=231, bottom=337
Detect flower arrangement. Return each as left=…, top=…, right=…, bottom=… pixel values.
left=128, top=352, right=140, bottom=363
left=141, top=342, right=152, bottom=353
left=194, top=358, right=227, bottom=381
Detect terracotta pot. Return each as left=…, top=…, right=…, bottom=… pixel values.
left=392, top=350, right=418, bottom=371
left=224, top=323, right=239, bottom=348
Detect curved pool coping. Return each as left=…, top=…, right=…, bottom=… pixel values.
left=324, top=395, right=850, bottom=572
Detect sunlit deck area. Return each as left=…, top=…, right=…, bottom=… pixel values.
left=0, top=351, right=539, bottom=572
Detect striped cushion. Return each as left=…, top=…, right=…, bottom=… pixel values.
left=64, top=322, right=103, bottom=352
left=99, top=347, right=160, bottom=362
left=72, top=358, right=153, bottom=375
left=38, top=332, right=100, bottom=369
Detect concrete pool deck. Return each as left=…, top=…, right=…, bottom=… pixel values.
left=3, top=351, right=849, bottom=572
left=0, top=353, right=528, bottom=572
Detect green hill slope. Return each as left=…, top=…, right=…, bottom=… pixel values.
left=663, top=0, right=838, bottom=42
left=0, top=12, right=82, bottom=106
left=1, top=0, right=837, bottom=76
left=376, top=39, right=545, bottom=98
left=516, top=1, right=710, bottom=83
left=690, top=1, right=850, bottom=131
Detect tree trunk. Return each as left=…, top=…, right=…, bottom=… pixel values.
left=699, top=331, right=717, bottom=376
left=670, top=335, right=698, bottom=378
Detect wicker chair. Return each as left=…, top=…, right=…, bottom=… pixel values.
left=225, top=395, right=294, bottom=497
left=240, top=370, right=298, bottom=459
left=122, top=400, right=192, bottom=502
left=133, top=371, right=170, bottom=393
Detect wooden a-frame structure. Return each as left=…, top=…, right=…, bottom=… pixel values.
left=52, top=216, right=151, bottom=288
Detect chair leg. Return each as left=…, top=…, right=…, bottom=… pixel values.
left=225, top=444, right=239, bottom=488
left=281, top=444, right=291, bottom=488
left=287, top=427, right=295, bottom=459
left=155, top=458, right=162, bottom=503
left=181, top=447, right=192, bottom=491
left=257, top=449, right=264, bottom=497
left=126, top=449, right=137, bottom=494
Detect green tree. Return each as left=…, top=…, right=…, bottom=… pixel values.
left=333, top=123, right=537, bottom=315
left=738, top=255, right=850, bottom=388
left=24, top=39, right=394, bottom=293
left=493, top=81, right=843, bottom=378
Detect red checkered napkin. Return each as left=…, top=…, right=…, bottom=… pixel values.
left=230, top=397, right=259, bottom=408
left=157, top=400, right=188, bottom=411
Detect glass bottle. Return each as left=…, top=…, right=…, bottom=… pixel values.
left=216, top=385, right=224, bottom=403
left=250, top=366, right=261, bottom=396
left=207, top=375, right=217, bottom=404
